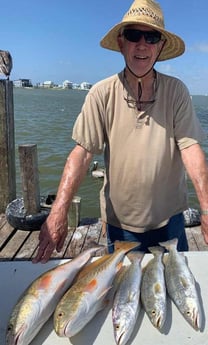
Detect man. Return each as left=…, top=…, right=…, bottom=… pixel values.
left=34, top=0, right=208, bottom=263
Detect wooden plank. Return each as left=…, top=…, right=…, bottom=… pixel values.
left=82, top=218, right=107, bottom=255
left=185, top=228, right=198, bottom=251
left=190, top=226, right=208, bottom=251
left=0, top=230, right=30, bottom=260
left=49, top=228, right=76, bottom=259
left=18, top=144, right=40, bottom=214
left=0, top=80, right=16, bottom=212
left=30, top=227, right=77, bottom=260
left=0, top=220, right=15, bottom=248
left=15, top=231, right=40, bottom=260
left=0, top=214, right=7, bottom=229
left=82, top=222, right=102, bottom=250
left=65, top=225, right=89, bottom=257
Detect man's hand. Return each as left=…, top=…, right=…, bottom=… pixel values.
left=201, top=214, right=208, bottom=245
left=32, top=214, right=68, bottom=264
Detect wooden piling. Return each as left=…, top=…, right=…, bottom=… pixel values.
left=18, top=144, right=40, bottom=214
left=0, top=80, right=16, bottom=212
left=68, top=196, right=81, bottom=228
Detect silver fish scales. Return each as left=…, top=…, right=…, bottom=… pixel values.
left=141, top=246, right=167, bottom=329
left=54, top=241, right=140, bottom=338
left=6, top=246, right=102, bottom=345
left=112, top=252, right=144, bottom=345
left=159, top=238, right=202, bottom=330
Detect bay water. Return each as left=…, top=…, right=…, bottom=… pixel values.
left=13, top=88, right=208, bottom=218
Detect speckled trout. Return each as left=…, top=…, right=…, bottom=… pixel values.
left=112, top=251, right=144, bottom=345
left=54, top=241, right=140, bottom=338
left=159, top=238, right=202, bottom=330
left=6, top=246, right=102, bottom=345
left=141, top=246, right=166, bottom=329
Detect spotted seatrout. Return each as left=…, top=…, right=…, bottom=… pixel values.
left=159, top=238, right=202, bottom=330
left=6, top=246, right=102, bottom=345
left=141, top=246, right=167, bottom=329
left=112, top=251, right=144, bottom=345
left=54, top=241, right=140, bottom=338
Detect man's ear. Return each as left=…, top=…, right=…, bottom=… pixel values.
left=117, top=35, right=124, bottom=53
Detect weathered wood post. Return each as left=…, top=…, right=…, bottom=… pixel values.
left=18, top=144, right=40, bottom=214
left=68, top=196, right=81, bottom=228
left=0, top=80, right=16, bottom=212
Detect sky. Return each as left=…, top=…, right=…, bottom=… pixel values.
left=2, top=0, right=208, bottom=95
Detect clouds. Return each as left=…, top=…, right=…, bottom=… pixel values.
left=188, top=43, right=208, bottom=53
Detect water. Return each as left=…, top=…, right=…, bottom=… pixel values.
left=14, top=88, right=103, bottom=218
left=13, top=88, right=208, bottom=217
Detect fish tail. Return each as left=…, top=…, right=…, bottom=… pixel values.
left=148, top=246, right=164, bottom=255
left=159, top=238, right=178, bottom=251
left=114, top=241, right=140, bottom=253
left=127, top=251, right=144, bottom=263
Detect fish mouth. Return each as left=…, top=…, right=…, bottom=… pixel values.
left=155, top=315, right=163, bottom=329
left=193, top=310, right=201, bottom=330
left=117, top=332, right=125, bottom=345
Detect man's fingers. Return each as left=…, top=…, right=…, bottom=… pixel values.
left=56, top=231, right=67, bottom=252
left=32, top=239, right=55, bottom=264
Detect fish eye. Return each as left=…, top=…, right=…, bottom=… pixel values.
left=186, top=311, right=191, bottom=316
left=57, top=311, right=65, bottom=318
left=151, top=310, right=156, bottom=316
left=116, top=324, right=120, bottom=330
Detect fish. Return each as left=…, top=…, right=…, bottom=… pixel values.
left=112, top=251, right=144, bottom=345
left=140, top=246, right=167, bottom=329
left=54, top=241, right=140, bottom=338
left=6, top=245, right=102, bottom=345
left=159, top=238, right=202, bottom=330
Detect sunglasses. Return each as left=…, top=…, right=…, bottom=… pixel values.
left=122, top=29, right=162, bottom=44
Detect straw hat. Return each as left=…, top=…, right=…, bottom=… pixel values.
left=100, top=0, right=185, bottom=61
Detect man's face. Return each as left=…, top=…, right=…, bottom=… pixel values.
left=117, top=24, right=164, bottom=76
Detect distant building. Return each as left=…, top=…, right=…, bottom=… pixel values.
left=80, top=82, right=92, bottom=90
left=63, top=80, right=73, bottom=89
left=13, top=79, right=33, bottom=87
left=42, top=81, right=54, bottom=88
left=72, top=83, right=80, bottom=89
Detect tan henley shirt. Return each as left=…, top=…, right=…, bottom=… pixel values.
left=72, top=71, right=205, bottom=232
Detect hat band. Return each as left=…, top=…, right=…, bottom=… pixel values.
left=124, top=7, right=164, bottom=27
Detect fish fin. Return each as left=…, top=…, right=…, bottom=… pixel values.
left=148, top=246, right=164, bottom=255
left=84, top=279, right=98, bottom=292
left=98, top=286, right=112, bottom=299
left=114, top=241, right=141, bottom=252
left=127, top=251, right=144, bottom=263
left=159, top=238, right=178, bottom=251
left=74, top=254, right=111, bottom=282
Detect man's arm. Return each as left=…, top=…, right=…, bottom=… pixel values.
left=33, top=144, right=93, bottom=263
left=181, top=143, right=208, bottom=244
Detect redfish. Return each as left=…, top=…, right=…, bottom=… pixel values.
left=6, top=246, right=101, bottom=345
left=54, top=241, right=140, bottom=338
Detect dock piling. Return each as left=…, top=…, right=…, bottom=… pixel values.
left=0, top=80, right=16, bottom=212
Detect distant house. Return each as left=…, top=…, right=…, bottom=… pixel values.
left=80, top=82, right=92, bottom=90
left=63, top=80, right=73, bottom=89
left=13, top=79, right=33, bottom=87
left=42, top=81, right=54, bottom=88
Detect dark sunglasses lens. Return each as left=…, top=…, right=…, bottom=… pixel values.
left=123, top=29, right=142, bottom=42
left=144, top=31, right=161, bottom=44
left=123, top=29, right=161, bottom=44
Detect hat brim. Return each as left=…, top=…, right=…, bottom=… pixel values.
left=100, top=22, right=185, bottom=61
